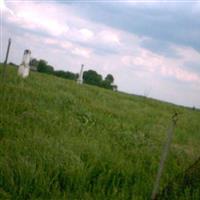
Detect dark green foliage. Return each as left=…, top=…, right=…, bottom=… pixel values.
left=101, top=80, right=113, bottom=90
left=54, top=70, right=78, bottom=80
left=83, top=70, right=103, bottom=86
left=31, top=58, right=54, bottom=74
left=37, top=60, right=54, bottom=74
left=105, top=74, right=114, bottom=84
left=83, top=70, right=116, bottom=90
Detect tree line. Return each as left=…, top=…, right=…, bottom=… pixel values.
left=30, top=58, right=117, bottom=91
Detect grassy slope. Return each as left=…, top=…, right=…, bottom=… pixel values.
left=0, top=65, right=200, bottom=200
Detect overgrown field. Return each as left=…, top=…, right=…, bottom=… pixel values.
left=0, top=65, right=200, bottom=199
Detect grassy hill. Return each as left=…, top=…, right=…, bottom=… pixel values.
left=0, top=65, right=200, bottom=199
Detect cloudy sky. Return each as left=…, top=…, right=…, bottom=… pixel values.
left=1, top=0, right=200, bottom=108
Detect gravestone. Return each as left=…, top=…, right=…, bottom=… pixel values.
left=18, top=49, right=31, bottom=78
left=77, top=64, right=84, bottom=84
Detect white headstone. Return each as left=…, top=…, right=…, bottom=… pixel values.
left=18, top=49, right=31, bottom=78
left=77, top=64, right=84, bottom=84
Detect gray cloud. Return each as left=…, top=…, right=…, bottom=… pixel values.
left=183, top=61, right=200, bottom=75
left=72, top=2, right=200, bottom=51
left=140, top=38, right=180, bottom=58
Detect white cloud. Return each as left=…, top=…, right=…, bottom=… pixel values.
left=121, top=46, right=200, bottom=84
left=72, top=47, right=92, bottom=58
left=44, top=38, right=73, bottom=49
left=172, top=45, right=200, bottom=63
left=0, top=0, right=6, bottom=10
left=98, top=30, right=120, bottom=44
left=4, top=1, right=124, bottom=47
left=6, top=1, right=69, bottom=36
left=79, top=28, right=94, bottom=40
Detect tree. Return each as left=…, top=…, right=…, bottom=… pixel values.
left=54, top=70, right=78, bottom=80
left=83, top=70, right=103, bottom=86
left=101, top=80, right=113, bottom=90
left=37, top=59, right=54, bottom=74
left=105, top=74, right=114, bottom=84
left=101, top=74, right=115, bottom=90
left=83, top=70, right=117, bottom=90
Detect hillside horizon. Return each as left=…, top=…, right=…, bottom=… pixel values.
left=4, top=62, right=200, bottom=110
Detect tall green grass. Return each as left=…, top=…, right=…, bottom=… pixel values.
left=0, top=65, right=200, bottom=199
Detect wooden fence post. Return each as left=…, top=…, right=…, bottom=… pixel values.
left=2, top=38, right=11, bottom=80
left=151, top=112, right=178, bottom=200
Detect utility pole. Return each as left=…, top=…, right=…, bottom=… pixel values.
left=2, top=38, right=11, bottom=80
left=151, top=112, right=178, bottom=200
left=77, top=64, right=84, bottom=84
